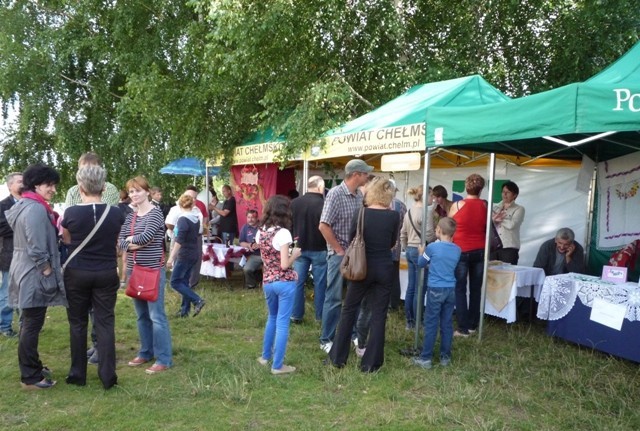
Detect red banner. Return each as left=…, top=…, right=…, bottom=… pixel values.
left=230, top=164, right=278, bottom=229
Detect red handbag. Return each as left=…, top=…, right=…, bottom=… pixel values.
left=124, top=213, right=162, bottom=302
left=126, top=264, right=160, bottom=302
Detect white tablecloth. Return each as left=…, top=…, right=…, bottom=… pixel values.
left=200, top=244, right=247, bottom=278
left=537, top=273, right=640, bottom=321
left=484, top=264, right=546, bottom=323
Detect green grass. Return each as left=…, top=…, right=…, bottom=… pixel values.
left=1, top=273, right=640, bottom=430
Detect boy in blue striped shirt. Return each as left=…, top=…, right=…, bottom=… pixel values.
left=412, top=217, right=461, bottom=369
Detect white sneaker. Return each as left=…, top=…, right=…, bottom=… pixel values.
left=356, top=347, right=366, bottom=358
left=257, top=356, right=269, bottom=366
left=352, top=338, right=358, bottom=349
left=271, top=364, right=296, bottom=375
left=320, top=342, right=333, bottom=353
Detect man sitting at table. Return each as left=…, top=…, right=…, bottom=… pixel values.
left=238, top=209, right=262, bottom=289
left=533, top=227, right=586, bottom=276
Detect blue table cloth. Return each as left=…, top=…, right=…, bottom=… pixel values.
left=539, top=273, right=640, bottom=362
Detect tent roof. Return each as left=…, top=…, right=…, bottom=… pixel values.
left=326, top=75, right=509, bottom=137
left=425, top=40, right=640, bottom=162
left=242, top=128, right=285, bottom=146
left=309, top=75, right=508, bottom=160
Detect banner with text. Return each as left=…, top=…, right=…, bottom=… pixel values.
left=233, top=142, right=303, bottom=166
left=308, top=123, right=425, bottom=160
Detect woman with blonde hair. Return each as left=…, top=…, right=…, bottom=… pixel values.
left=119, top=176, right=172, bottom=374
left=167, top=194, right=205, bottom=318
left=328, top=177, right=399, bottom=373
left=400, top=185, right=435, bottom=329
left=448, top=173, right=487, bottom=337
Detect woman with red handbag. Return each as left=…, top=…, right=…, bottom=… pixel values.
left=119, top=176, right=172, bottom=374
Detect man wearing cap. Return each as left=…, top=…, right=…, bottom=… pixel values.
left=318, top=159, right=373, bottom=353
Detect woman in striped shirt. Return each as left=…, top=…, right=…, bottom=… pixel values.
left=119, top=176, right=173, bottom=374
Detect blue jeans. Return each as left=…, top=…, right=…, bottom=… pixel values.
left=132, top=268, right=173, bottom=367
left=454, top=249, right=485, bottom=332
left=292, top=250, right=327, bottom=321
left=420, top=287, right=455, bottom=361
left=170, top=258, right=202, bottom=316
left=262, top=280, right=295, bottom=370
left=404, top=247, right=420, bottom=326
left=320, top=253, right=344, bottom=344
left=0, top=270, right=14, bottom=332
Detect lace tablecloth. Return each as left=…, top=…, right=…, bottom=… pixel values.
left=537, top=273, right=640, bottom=321
left=484, top=265, right=546, bottom=323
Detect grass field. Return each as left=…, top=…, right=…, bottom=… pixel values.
left=1, top=273, right=639, bottom=430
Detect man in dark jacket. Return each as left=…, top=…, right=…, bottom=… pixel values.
left=290, top=176, right=327, bottom=323
left=0, top=172, right=22, bottom=337
left=533, top=227, right=586, bottom=276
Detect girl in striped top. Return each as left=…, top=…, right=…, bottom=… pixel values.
left=119, top=176, right=173, bottom=374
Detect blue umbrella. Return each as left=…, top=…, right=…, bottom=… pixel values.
left=159, top=158, right=219, bottom=176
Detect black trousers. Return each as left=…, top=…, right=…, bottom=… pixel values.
left=19, top=307, right=48, bottom=384
left=64, top=267, right=119, bottom=388
left=490, top=247, right=519, bottom=265
left=330, top=259, right=392, bottom=372
left=389, top=260, right=401, bottom=309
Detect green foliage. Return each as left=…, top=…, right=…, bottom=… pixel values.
left=1, top=0, right=638, bottom=192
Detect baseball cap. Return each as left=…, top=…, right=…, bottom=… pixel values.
left=345, top=159, right=374, bottom=175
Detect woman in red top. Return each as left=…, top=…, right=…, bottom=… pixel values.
left=449, top=174, right=487, bottom=337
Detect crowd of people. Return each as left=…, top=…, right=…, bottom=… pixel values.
left=0, top=153, right=590, bottom=389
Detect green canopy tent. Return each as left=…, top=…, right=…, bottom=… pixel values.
left=422, top=41, right=640, bottom=340
left=425, top=40, right=640, bottom=162
left=311, top=75, right=510, bottom=163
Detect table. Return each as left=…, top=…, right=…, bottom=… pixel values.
left=484, top=264, right=546, bottom=323
left=200, top=243, right=249, bottom=278
left=537, top=273, right=640, bottom=363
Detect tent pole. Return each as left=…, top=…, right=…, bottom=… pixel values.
left=404, top=170, right=409, bottom=202
left=413, top=149, right=431, bottom=351
left=584, top=166, right=597, bottom=267
left=478, top=152, right=496, bottom=342
left=302, top=159, right=309, bottom=194
left=205, top=160, right=210, bottom=211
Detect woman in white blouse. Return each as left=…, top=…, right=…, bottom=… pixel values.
left=491, top=181, right=525, bottom=264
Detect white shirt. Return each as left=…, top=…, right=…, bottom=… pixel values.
left=165, top=205, right=203, bottom=238
left=256, top=226, right=292, bottom=251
